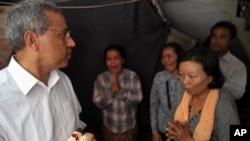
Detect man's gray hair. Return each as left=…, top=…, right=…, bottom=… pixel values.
left=6, top=0, right=62, bottom=52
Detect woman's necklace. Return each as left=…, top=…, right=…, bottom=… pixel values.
left=188, top=97, right=202, bottom=127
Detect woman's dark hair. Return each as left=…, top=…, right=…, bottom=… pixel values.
left=162, top=42, right=184, bottom=59
left=178, top=47, right=225, bottom=88
left=103, top=44, right=126, bottom=60
left=210, top=21, right=237, bottom=39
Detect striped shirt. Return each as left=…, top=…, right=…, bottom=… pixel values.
left=93, top=68, right=143, bottom=133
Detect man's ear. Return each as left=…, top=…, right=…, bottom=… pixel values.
left=230, top=37, right=235, bottom=45
left=24, top=31, right=39, bottom=51
left=209, top=76, right=213, bottom=84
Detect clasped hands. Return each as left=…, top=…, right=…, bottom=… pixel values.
left=111, top=74, right=121, bottom=94
left=166, top=121, right=194, bottom=141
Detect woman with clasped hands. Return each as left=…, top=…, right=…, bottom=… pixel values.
left=166, top=47, right=240, bottom=141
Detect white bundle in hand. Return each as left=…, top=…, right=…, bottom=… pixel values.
left=68, top=131, right=88, bottom=141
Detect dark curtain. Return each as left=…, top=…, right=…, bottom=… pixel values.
left=58, top=0, right=170, bottom=140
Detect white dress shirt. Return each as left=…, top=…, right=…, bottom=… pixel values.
left=220, top=51, right=247, bottom=99
left=0, top=56, right=86, bottom=141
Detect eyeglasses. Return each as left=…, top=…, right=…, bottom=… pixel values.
left=41, top=28, right=71, bottom=39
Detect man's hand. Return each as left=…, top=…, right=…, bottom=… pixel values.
left=82, top=132, right=97, bottom=141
